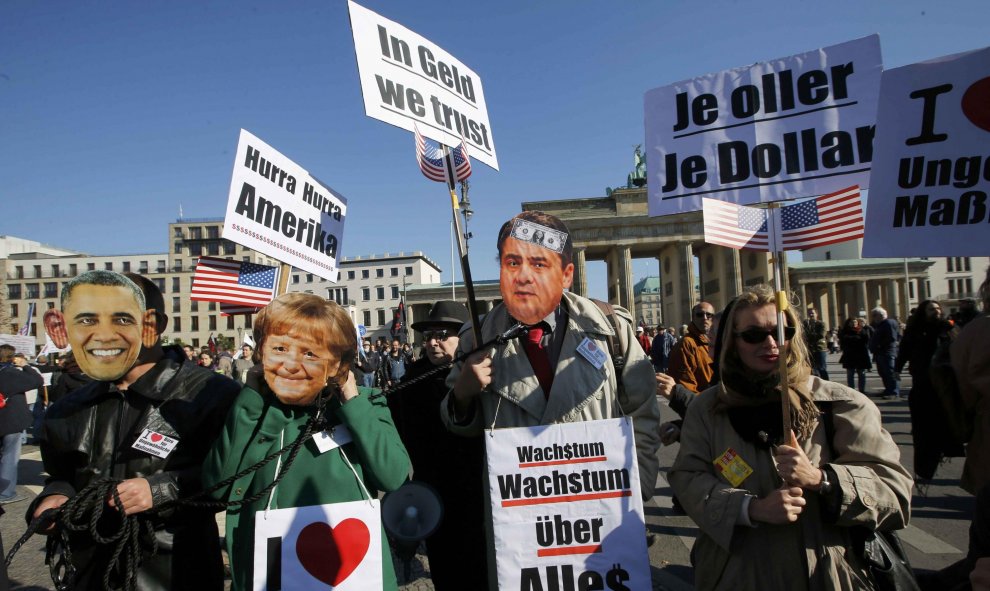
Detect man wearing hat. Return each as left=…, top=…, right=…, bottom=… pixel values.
left=387, top=300, right=487, bottom=590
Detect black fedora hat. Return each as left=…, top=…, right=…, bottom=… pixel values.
left=411, top=300, right=469, bottom=332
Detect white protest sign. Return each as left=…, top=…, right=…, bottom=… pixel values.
left=252, top=500, right=382, bottom=591
left=487, top=419, right=650, bottom=591
left=0, top=334, right=37, bottom=357
left=348, top=1, right=499, bottom=170
left=646, top=35, right=882, bottom=217
left=223, top=129, right=346, bottom=282
left=863, top=45, right=990, bottom=257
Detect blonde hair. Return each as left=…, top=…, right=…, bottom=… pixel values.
left=718, top=284, right=809, bottom=376
left=254, top=293, right=357, bottom=380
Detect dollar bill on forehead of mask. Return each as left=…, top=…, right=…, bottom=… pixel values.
left=510, top=219, right=567, bottom=254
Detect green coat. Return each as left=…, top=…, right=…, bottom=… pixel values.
left=202, top=383, right=410, bottom=591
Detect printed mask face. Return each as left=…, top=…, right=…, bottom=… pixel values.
left=262, top=331, right=339, bottom=406
left=44, top=309, right=69, bottom=349
left=63, top=284, right=157, bottom=382
left=499, top=236, right=574, bottom=326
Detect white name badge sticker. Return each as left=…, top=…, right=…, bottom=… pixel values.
left=313, top=424, right=353, bottom=454
left=576, top=337, right=608, bottom=370
left=132, top=429, right=179, bottom=459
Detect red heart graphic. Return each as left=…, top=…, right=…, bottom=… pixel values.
left=150, top=433, right=163, bottom=443
left=296, top=519, right=370, bottom=586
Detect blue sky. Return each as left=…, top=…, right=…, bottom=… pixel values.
left=2, top=0, right=987, bottom=300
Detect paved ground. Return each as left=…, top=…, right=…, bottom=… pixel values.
left=0, top=353, right=977, bottom=590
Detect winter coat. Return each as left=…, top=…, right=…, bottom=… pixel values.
left=952, top=314, right=990, bottom=494
left=31, top=357, right=240, bottom=591
left=441, top=291, right=661, bottom=502
left=202, top=378, right=410, bottom=591
left=667, top=322, right=714, bottom=393
left=0, top=364, right=43, bottom=436
left=838, top=327, right=872, bottom=370
left=669, top=377, right=912, bottom=591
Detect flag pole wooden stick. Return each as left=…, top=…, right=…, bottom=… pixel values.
left=443, top=146, right=484, bottom=346
left=768, top=203, right=792, bottom=440
left=276, top=262, right=291, bottom=297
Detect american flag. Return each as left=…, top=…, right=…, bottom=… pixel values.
left=778, top=186, right=864, bottom=250
left=702, top=198, right=770, bottom=251
left=191, top=257, right=280, bottom=308
left=415, top=125, right=448, bottom=183
left=17, top=303, right=35, bottom=336
left=450, top=139, right=471, bottom=182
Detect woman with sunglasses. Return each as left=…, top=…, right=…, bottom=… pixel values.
left=669, top=284, right=912, bottom=590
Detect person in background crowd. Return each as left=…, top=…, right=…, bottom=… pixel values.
left=47, top=351, right=91, bottom=406
left=30, top=271, right=240, bottom=589
left=202, top=293, right=408, bottom=591
left=636, top=326, right=651, bottom=353
left=802, top=308, right=830, bottom=380
left=668, top=302, right=715, bottom=393
left=182, top=345, right=196, bottom=362
left=953, top=267, right=990, bottom=496
left=198, top=351, right=218, bottom=372
left=896, top=299, right=964, bottom=482
left=828, top=328, right=840, bottom=354
left=838, top=317, right=871, bottom=394
left=215, top=349, right=233, bottom=378
left=231, top=343, right=255, bottom=384
left=384, top=338, right=407, bottom=387
left=0, top=345, right=43, bottom=505
left=679, top=324, right=689, bottom=340
left=387, top=300, right=487, bottom=590
left=953, top=297, right=980, bottom=329
left=355, top=340, right=380, bottom=388
left=869, top=306, right=901, bottom=399
left=651, top=324, right=676, bottom=373
left=401, top=341, right=416, bottom=364
left=669, top=283, right=912, bottom=590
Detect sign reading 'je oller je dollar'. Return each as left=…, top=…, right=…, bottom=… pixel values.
left=222, top=129, right=347, bottom=283
left=348, top=0, right=498, bottom=170
left=645, top=35, right=882, bottom=217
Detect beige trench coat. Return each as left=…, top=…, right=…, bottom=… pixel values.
left=670, top=378, right=912, bottom=591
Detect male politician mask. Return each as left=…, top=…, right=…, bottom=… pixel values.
left=61, top=272, right=158, bottom=382
left=499, top=216, right=574, bottom=326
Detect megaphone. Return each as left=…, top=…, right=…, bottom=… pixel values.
left=382, top=480, right=444, bottom=582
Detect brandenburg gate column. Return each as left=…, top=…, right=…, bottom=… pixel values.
left=620, top=246, right=635, bottom=319
left=681, top=241, right=696, bottom=314
left=572, top=248, right=587, bottom=297
left=728, top=248, right=743, bottom=297
left=798, top=282, right=809, bottom=313
left=858, top=281, right=869, bottom=315
left=827, top=282, right=839, bottom=330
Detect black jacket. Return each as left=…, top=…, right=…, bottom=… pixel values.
left=0, top=364, right=43, bottom=436
left=29, top=356, right=239, bottom=591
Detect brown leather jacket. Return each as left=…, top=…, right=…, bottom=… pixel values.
left=667, top=323, right=713, bottom=393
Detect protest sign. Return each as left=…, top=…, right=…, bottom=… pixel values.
left=646, top=35, right=882, bottom=217
left=0, top=334, right=37, bottom=357
left=487, top=419, right=650, bottom=591
left=863, top=45, right=990, bottom=257
left=348, top=1, right=499, bottom=170
left=222, top=129, right=346, bottom=282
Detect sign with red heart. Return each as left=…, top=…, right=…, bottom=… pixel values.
left=252, top=500, right=382, bottom=590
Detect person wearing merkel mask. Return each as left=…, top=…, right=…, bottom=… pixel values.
left=202, top=293, right=409, bottom=591
left=30, top=271, right=240, bottom=590
left=669, top=284, right=913, bottom=590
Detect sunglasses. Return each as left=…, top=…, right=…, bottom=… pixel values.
left=695, top=312, right=715, bottom=319
left=735, top=326, right=796, bottom=344
left=423, top=329, right=451, bottom=342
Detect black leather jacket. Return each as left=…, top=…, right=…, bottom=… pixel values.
left=29, top=356, right=239, bottom=591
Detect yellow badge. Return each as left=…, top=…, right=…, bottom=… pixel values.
left=713, top=448, right=754, bottom=487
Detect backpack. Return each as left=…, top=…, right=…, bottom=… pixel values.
left=591, top=299, right=628, bottom=384
left=929, top=337, right=972, bottom=445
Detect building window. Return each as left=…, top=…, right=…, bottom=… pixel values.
left=9, top=304, right=17, bottom=317
left=244, top=315, right=252, bottom=329
left=405, top=266, right=413, bottom=276
left=293, top=275, right=300, bottom=284
left=226, top=316, right=235, bottom=330
left=964, top=257, right=972, bottom=272
left=363, top=310, right=372, bottom=327
left=191, top=317, right=199, bottom=331
left=189, top=227, right=202, bottom=240
left=173, top=317, right=181, bottom=332
left=222, top=241, right=236, bottom=255
left=14, top=266, right=24, bottom=279
left=306, top=274, right=314, bottom=283
left=139, top=261, right=149, bottom=274
left=172, top=297, right=181, bottom=313
left=207, top=242, right=220, bottom=256
left=346, top=271, right=355, bottom=280
left=189, top=243, right=202, bottom=256
left=8, top=284, right=21, bottom=299
left=26, top=284, right=39, bottom=299
left=44, top=282, right=58, bottom=298
left=362, top=288, right=370, bottom=301
left=909, top=282, right=915, bottom=298
left=191, top=301, right=199, bottom=312
left=47, top=301, right=55, bottom=310
left=209, top=316, right=217, bottom=331
left=390, top=267, right=399, bottom=277
left=378, top=309, right=386, bottom=325
left=52, top=264, right=61, bottom=277
left=105, top=262, right=113, bottom=271
left=122, top=261, right=131, bottom=272
left=376, top=268, right=384, bottom=278
left=87, top=263, right=96, bottom=271
left=391, top=286, right=400, bottom=299
left=208, top=226, right=220, bottom=239
left=209, top=302, right=216, bottom=311
left=967, top=278, right=973, bottom=294
left=154, top=278, right=165, bottom=293
left=376, top=287, right=385, bottom=300
left=173, top=260, right=183, bottom=272
left=174, top=242, right=183, bottom=254
left=69, top=264, right=78, bottom=276
left=362, top=270, right=370, bottom=279
left=172, top=277, right=180, bottom=293
left=192, top=338, right=200, bottom=348
left=157, top=260, right=166, bottom=272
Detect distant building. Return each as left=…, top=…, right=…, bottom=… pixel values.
left=633, top=276, right=663, bottom=328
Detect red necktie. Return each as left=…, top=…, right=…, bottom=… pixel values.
left=523, top=325, right=554, bottom=398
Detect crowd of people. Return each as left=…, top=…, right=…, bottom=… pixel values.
left=0, top=211, right=986, bottom=590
